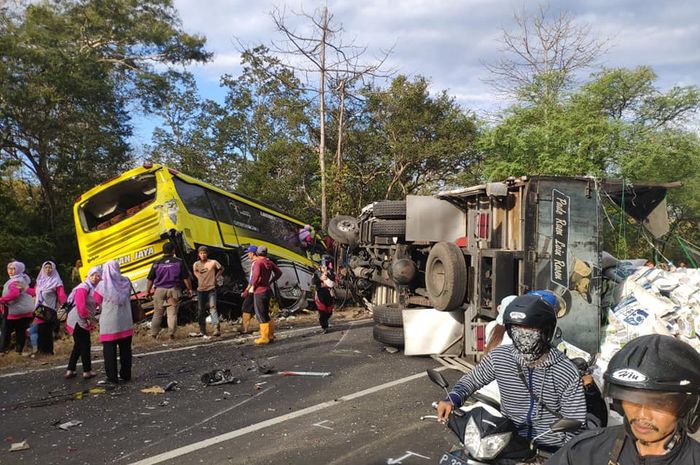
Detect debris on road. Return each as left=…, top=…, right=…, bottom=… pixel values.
left=253, top=382, right=267, bottom=390
left=384, top=346, right=399, bottom=354
left=201, top=369, right=240, bottom=386
left=9, top=440, right=30, bottom=452
left=280, top=371, right=331, bottom=377
left=163, top=381, right=179, bottom=392
left=57, top=420, right=83, bottom=431
left=141, top=386, right=165, bottom=394
left=251, top=359, right=274, bottom=374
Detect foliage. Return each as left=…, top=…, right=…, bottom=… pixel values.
left=363, top=75, right=480, bottom=198
left=0, top=0, right=209, bottom=273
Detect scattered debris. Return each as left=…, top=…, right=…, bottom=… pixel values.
left=9, top=440, right=30, bottom=452
left=188, top=332, right=203, bottom=338
left=384, top=346, right=399, bottom=354
left=159, top=401, right=169, bottom=407
left=57, top=420, right=83, bottom=431
left=253, top=382, right=267, bottom=390
left=252, top=360, right=274, bottom=374
left=141, top=386, right=165, bottom=394
left=163, top=381, right=178, bottom=392
left=201, top=369, right=241, bottom=386
left=280, top=371, right=331, bottom=377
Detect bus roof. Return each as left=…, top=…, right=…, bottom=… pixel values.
left=75, top=163, right=314, bottom=228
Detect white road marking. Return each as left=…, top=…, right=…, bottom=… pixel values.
left=118, top=387, right=273, bottom=462
left=387, top=451, right=431, bottom=464
left=128, top=368, right=445, bottom=465
left=0, top=320, right=372, bottom=379
left=332, top=320, right=356, bottom=350
left=312, top=420, right=334, bottom=430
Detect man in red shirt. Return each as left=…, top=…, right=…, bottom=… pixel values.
left=250, top=246, right=281, bottom=345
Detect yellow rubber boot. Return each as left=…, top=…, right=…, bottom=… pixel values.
left=254, top=323, right=270, bottom=345
left=240, top=313, right=252, bottom=334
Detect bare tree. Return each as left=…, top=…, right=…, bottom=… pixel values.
left=484, top=4, right=609, bottom=100
left=270, top=5, right=392, bottom=230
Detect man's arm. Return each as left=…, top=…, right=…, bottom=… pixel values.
left=145, top=263, right=157, bottom=295
left=558, top=374, right=588, bottom=440
left=270, top=262, right=282, bottom=284
left=215, top=260, right=225, bottom=279
left=448, top=353, right=498, bottom=406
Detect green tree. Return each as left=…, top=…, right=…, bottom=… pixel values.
left=0, top=0, right=210, bottom=270
left=0, top=0, right=210, bottom=227
left=363, top=75, right=481, bottom=198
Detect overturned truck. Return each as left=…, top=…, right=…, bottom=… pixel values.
left=330, top=176, right=678, bottom=356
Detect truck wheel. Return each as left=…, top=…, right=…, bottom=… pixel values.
left=373, top=303, right=404, bottom=327
left=373, top=200, right=406, bottom=219
left=425, top=241, right=467, bottom=311
left=329, top=215, right=360, bottom=246
left=373, top=324, right=404, bottom=348
left=372, top=219, right=406, bottom=237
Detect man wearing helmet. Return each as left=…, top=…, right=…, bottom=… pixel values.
left=545, top=334, right=700, bottom=464
left=437, top=294, right=587, bottom=451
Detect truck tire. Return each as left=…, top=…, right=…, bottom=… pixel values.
left=372, top=219, right=406, bottom=237
left=328, top=215, right=360, bottom=246
left=425, top=241, right=467, bottom=311
left=373, top=324, right=404, bottom=348
left=373, top=200, right=406, bottom=219
left=372, top=303, right=404, bottom=327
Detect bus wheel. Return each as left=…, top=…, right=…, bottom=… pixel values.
left=425, top=241, right=467, bottom=311
left=329, top=215, right=360, bottom=246
left=279, top=288, right=309, bottom=316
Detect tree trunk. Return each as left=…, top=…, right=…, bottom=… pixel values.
left=318, top=6, right=328, bottom=231
left=333, top=79, right=346, bottom=217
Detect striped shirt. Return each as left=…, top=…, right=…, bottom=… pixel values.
left=447, top=344, right=587, bottom=448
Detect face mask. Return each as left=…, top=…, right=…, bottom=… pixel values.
left=509, top=326, right=549, bottom=363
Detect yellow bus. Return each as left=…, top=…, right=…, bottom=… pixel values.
left=73, top=162, right=321, bottom=316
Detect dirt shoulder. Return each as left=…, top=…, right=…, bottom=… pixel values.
left=0, top=306, right=370, bottom=373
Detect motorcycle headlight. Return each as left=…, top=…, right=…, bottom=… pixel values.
left=463, top=417, right=512, bottom=460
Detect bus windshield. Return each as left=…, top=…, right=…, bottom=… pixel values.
left=78, top=173, right=157, bottom=232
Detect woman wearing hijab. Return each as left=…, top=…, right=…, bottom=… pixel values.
left=65, top=266, right=102, bottom=379
left=31, top=261, right=67, bottom=356
left=95, top=260, right=134, bottom=384
left=1, top=261, right=35, bottom=354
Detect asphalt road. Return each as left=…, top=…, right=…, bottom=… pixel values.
left=0, top=320, right=464, bottom=465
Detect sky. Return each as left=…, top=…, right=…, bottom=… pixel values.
left=133, top=0, right=700, bottom=143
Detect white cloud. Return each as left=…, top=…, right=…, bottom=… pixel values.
left=170, top=0, right=700, bottom=114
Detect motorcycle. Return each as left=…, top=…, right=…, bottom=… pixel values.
left=424, top=369, right=581, bottom=465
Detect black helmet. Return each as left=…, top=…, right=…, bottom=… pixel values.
left=503, top=294, right=558, bottom=342
left=604, top=334, right=700, bottom=432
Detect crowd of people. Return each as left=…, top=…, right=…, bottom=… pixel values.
left=1, top=241, right=337, bottom=384
left=1, top=258, right=135, bottom=385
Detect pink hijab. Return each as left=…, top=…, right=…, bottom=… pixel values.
left=96, top=260, right=132, bottom=305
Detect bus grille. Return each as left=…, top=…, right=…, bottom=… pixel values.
left=86, top=215, right=162, bottom=261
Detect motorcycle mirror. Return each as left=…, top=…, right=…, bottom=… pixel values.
left=554, top=327, right=563, bottom=340
left=549, top=418, right=581, bottom=433
left=426, top=369, right=448, bottom=389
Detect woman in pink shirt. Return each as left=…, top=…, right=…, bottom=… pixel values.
left=1, top=261, right=35, bottom=354
left=65, top=266, right=101, bottom=379
left=96, top=260, right=133, bottom=384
